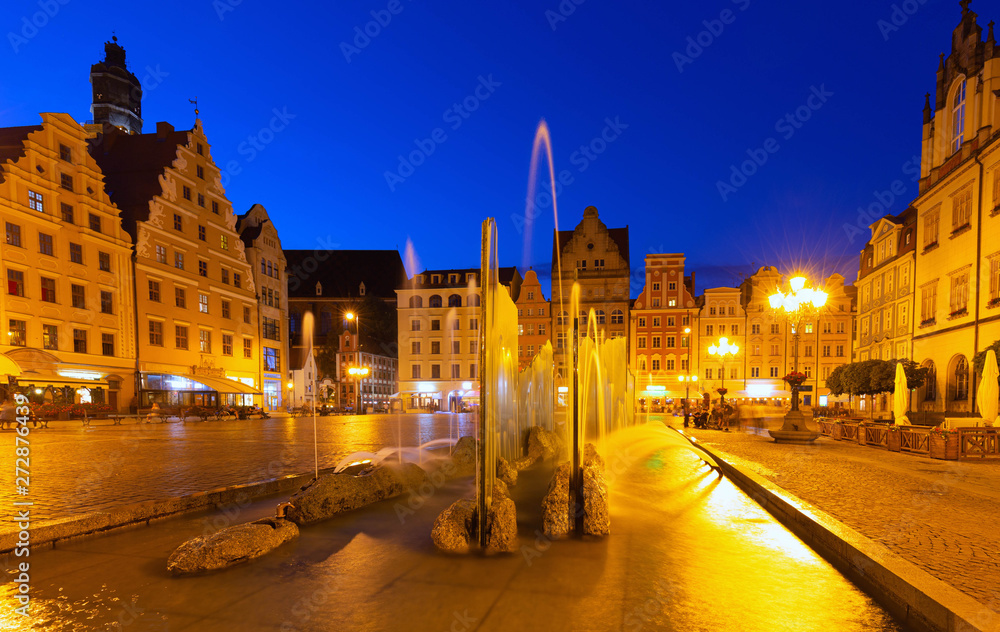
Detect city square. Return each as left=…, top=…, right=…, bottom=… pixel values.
left=2, top=0, right=1000, bottom=630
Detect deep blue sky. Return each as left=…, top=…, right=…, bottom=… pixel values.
left=2, top=0, right=976, bottom=295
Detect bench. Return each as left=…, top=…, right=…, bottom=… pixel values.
left=137, top=408, right=180, bottom=424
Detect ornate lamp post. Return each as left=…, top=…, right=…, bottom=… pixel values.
left=678, top=373, right=698, bottom=427
left=767, top=276, right=827, bottom=443
left=708, top=337, right=739, bottom=404
left=347, top=366, right=369, bottom=414
left=346, top=311, right=363, bottom=414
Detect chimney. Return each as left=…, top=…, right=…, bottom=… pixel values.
left=156, top=121, right=174, bottom=139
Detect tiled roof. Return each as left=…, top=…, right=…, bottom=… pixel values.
left=284, top=249, right=407, bottom=299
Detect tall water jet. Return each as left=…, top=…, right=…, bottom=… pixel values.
left=302, top=311, right=319, bottom=480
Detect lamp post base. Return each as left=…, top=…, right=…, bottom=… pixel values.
left=768, top=410, right=819, bottom=444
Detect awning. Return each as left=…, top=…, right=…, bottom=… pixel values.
left=16, top=373, right=108, bottom=388
left=0, top=354, right=22, bottom=377
left=182, top=374, right=261, bottom=395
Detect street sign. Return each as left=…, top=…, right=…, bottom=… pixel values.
left=799, top=385, right=813, bottom=392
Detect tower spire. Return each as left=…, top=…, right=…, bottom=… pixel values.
left=960, top=0, right=971, bottom=15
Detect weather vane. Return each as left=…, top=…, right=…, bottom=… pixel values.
left=188, top=97, right=199, bottom=118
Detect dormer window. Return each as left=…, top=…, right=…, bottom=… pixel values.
left=359, top=282, right=366, bottom=296
left=315, top=282, right=322, bottom=296
left=449, top=274, right=457, bottom=283
left=432, top=274, right=440, bottom=284
left=951, top=79, right=966, bottom=154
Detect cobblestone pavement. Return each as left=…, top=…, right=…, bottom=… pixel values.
left=0, top=413, right=476, bottom=533
left=681, top=417, right=1000, bottom=611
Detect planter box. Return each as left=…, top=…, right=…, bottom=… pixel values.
left=929, top=434, right=959, bottom=460
left=887, top=430, right=901, bottom=452
left=832, top=424, right=842, bottom=440
left=858, top=426, right=867, bottom=445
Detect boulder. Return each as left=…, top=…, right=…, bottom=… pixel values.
left=285, top=463, right=426, bottom=525
left=450, top=435, right=479, bottom=477
left=527, top=426, right=564, bottom=462
left=167, top=517, right=298, bottom=575
left=512, top=454, right=538, bottom=471
left=431, top=498, right=476, bottom=554
left=582, top=464, right=610, bottom=536
left=496, top=456, right=518, bottom=487
left=541, top=463, right=572, bottom=539
left=485, top=495, right=518, bottom=554
left=584, top=443, right=605, bottom=471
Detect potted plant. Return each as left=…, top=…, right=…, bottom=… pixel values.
left=887, top=425, right=901, bottom=452
left=832, top=418, right=844, bottom=440
left=929, top=427, right=960, bottom=460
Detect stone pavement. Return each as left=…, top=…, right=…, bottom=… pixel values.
left=682, top=417, right=1000, bottom=611
left=0, top=414, right=476, bottom=533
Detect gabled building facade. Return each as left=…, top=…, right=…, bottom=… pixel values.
left=516, top=269, right=550, bottom=370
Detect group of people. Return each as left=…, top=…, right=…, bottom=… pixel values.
left=683, top=403, right=735, bottom=431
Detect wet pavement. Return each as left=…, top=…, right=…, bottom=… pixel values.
left=681, top=415, right=1000, bottom=614
left=1, top=424, right=907, bottom=631
left=0, top=414, right=477, bottom=532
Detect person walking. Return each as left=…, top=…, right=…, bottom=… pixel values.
left=0, top=399, right=15, bottom=429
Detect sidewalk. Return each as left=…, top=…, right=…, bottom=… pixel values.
left=684, top=419, right=1000, bottom=610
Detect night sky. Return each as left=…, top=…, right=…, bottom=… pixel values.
left=2, top=0, right=971, bottom=295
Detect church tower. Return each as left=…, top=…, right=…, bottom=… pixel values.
left=90, top=36, right=142, bottom=134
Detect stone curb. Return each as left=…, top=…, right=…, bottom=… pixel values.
left=0, top=468, right=337, bottom=554
left=678, top=432, right=1000, bottom=632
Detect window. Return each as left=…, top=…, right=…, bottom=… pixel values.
left=38, top=233, right=53, bottom=256
left=71, top=284, right=86, bottom=309
left=175, top=326, right=188, bottom=349
left=197, top=165, right=205, bottom=179
left=652, top=298, right=660, bottom=307
left=155, top=245, right=166, bottom=264
left=638, top=317, right=646, bottom=328
left=264, top=347, right=281, bottom=371
left=596, top=310, right=606, bottom=325
left=923, top=208, right=940, bottom=247
left=949, top=271, right=969, bottom=314
left=470, top=340, right=479, bottom=355
left=921, top=284, right=937, bottom=322
left=174, top=252, right=185, bottom=270
left=639, top=358, right=646, bottom=371
left=667, top=317, right=675, bottom=327
left=6, top=222, right=21, bottom=247
left=411, top=341, right=421, bottom=355
left=42, top=324, right=57, bottom=350
left=234, top=273, right=241, bottom=288
left=212, top=201, right=220, bottom=214
left=171, top=287, right=185, bottom=309
left=804, top=345, right=813, bottom=357
left=751, top=367, right=760, bottom=378
left=705, top=368, right=713, bottom=380
left=770, top=367, right=779, bottom=378
left=652, top=282, right=660, bottom=291
left=73, top=329, right=87, bottom=353
left=836, top=344, right=845, bottom=358
left=652, top=336, right=661, bottom=348
left=148, top=320, right=163, bottom=346
left=243, top=306, right=251, bottom=324
left=197, top=143, right=204, bottom=155
left=770, top=344, right=779, bottom=356
left=197, top=193, right=205, bottom=208
left=89, top=213, right=101, bottom=233
left=199, top=330, right=211, bottom=353
left=452, top=341, right=461, bottom=354
left=951, top=79, right=966, bottom=154
left=470, top=318, right=479, bottom=330
left=61, top=203, right=74, bottom=223
left=429, top=295, right=442, bottom=308
left=411, top=320, right=421, bottom=332
left=527, top=291, right=534, bottom=300
left=411, top=365, right=421, bottom=379
left=431, top=320, right=441, bottom=331
left=41, top=277, right=56, bottom=302
left=705, top=325, right=713, bottom=336
left=653, top=317, right=661, bottom=327
left=804, top=366, right=812, bottom=378
left=221, top=269, right=229, bottom=284
left=823, top=322, right=832, bottom=334
left=709, top=307, right=716, bottom=316
left=243, top=338, right=253, bottom=358
left=199, top=293, right=209, bottom=313
left=952, top=187, right=973, bottom=231
left=8, top=320, right=25, bottom=346
left=7, top=269, right=24, bottom=296
left=69, top=242, right=83, bottom=264
left=148, top=280, right=160, bottom=302
left=59, top=143, right=72, bottom=161
left=652, top=359, right=661, bottom=371
left=431, top=341, right=441, bottom=354
left=770, top=324, right=779, bottom=335
left=822, top=345, right=831, bottom=357
left=804, top=323, right=813, bottom=334
left=732, top=325, right=739, bottom=336
left=666, top=336, right=675, bottom=348
left=431, top=365, right=441, bottom=379
left=263, top=316, right=280, bottom=339
left=101, top=333, right=115, bottom=357
left=183, top=185, right=191, bottom=201
left=223, top=334, right=234, bottom=356
left=99, top=251, right=111, bottom=272
left=198, top=225, right=206, bottom=241
left=28, top=190, right=43, bottom=212
left=174, top=214, right=183, bottom=231
left=955, top=357, right=969, bottom=401
left=451, top=364, right=461, bottom=379
left=991, top=257, right=1000, bottom=301
left=220, top=235, right=228, bottom=250
left=199, top=261, right=207, bottom=277
left=637, top=337, right=647, bottom=349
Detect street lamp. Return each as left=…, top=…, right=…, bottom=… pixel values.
left=707, top=337, right=739, bottom=404
left=767, top=275, right=828, bottom=442
left=677, top=374, right=698, bottom=427
left=346, top=311, right=363, bottom=413
left=347, top=366, right=369, bottom=415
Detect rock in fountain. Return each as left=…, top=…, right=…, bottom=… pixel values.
left=167, top=517, right=299, bottom=575
left=526, top=425, right=564, bottom=463
left=431, top=481, right=518, bottom=555
left=541, top=444, right=610, bottom=538
left=450, top=435, right=479, bottom=477
left=285, top=463, right=429, bottom=526
left=496, top=456, right=518, bottom=487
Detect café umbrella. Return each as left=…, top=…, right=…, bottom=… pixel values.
left=975, top=349, right=999, bottom=427
left=893, top=362, right=910, bottom=425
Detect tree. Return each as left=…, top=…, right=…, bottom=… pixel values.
left=826, top=364, right=846, bottom=396
left=973, top=338, right=1000, bottom=377
left=897, top=359, right=928, bottom=391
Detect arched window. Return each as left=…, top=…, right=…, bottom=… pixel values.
left=954, top=356, right=969, bottom=401
left=428, top=295, right=442, bottom=308
left=923, top=361, right=937, bottom=401
left=952, top=79, right=966, bottom=154
left=611, top=309, right=624, bottom=324
left=639, top=358, right=647, bottom=371
left=595, top=310, right=606, bottom=325
left=408, top=295, right=423, bottom=309
left=448, top=294, right=462, bottom=308
left=469, top=295, right=481, bottom=307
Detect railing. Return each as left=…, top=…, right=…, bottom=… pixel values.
left=815, top=418, right=835, bottom=436
left=899, top=426, right=930, bottom=454
left=958, top=428, right=1000, bottom=459
left=863, top=423, right=889, bottom=448
left=839, top=422, right=860, bottom=442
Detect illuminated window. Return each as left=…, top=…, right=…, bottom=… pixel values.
left=28, top=190, right=43, bottom=212
left=951, top=79, right=966, bottom=154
